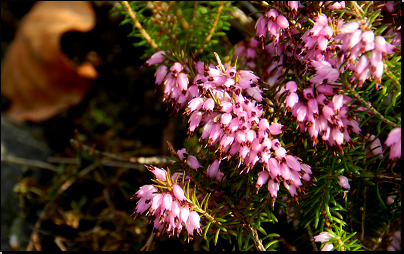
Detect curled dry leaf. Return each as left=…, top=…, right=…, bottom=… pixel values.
left=1, top=1, right=98, bottom=123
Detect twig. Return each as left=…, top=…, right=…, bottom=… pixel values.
left=346, top=83, right=400, bottom=128
left=122, top=1, right=159, bottom=51
left=197, top=1, right=224, bottom=55
left=185, top=2, right=199, bottom=43
left=54, top=236, right=68, bottom=251
left=279, top=237, right=297, bottom=251
left=47, top=156, right=173, bottom=168
left=307, top=225, right=318, bottom=251
left=26, top=161, right=102, bottom=251
left=170, top=1, right=189, bottom=29
left=384, top=66, right=401, bottom=89
left=248, top=225, right=266, bottom=251
left=1, top=154, right=58, bottom=172
left=140, top=231, right=154, bottom=251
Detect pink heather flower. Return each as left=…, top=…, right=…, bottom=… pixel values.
left=338, top=21, right=360, bottom=35
left=375, top=36, right=396, bottom=54
left=177, top=148, right=188, bottom=160
left=155, top=65, right=168, bottom=85
left=151, top=194, right=164, bottom=212
left=207, top=160, right=221, bottom=179
left=146, top=165, right=167, bottom=181
left=269, top=122, right=283, bottom=135
left=276, top=15, right=289, bottom=29
left=170, top=62, right=184, bottom=73
left=133, top=168, right=201, bottom=241
left=203, top=98, right=215, bottom=113
left=177, top=72, right=189, bottom=91
left=321, top=243, right=334, bottom=251
left=337, top=175, right=350, bottom=190
left=268, top=179, right=279, bottom=198
left=145, top=51, right=166, bottom=66
left=387, top=231, right=401, bottom=251
left=385, top=127, right=401, bottom=160
left=314, top=231, right=333, bottom=243
left=186, top=155, right=200, bottom=170
left=387, top=195, right=396, bottom=205
left=288, top=1, right=299, bottom=14
left=325, top=1, right=345, bottom=9
left=365, top=134, right=383, bottom=159
left=172, top=184, right=185, bottom=201
left=188, top=111, right=203, bottom=135
left=180, top=206, right=190, bottom=224
left=256, top=170, right=270, bottom=192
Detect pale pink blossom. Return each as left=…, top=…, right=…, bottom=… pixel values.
left=337, top=175, right=350, bottom=190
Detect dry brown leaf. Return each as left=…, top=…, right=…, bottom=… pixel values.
left=1, top=1, right=97, bottom=123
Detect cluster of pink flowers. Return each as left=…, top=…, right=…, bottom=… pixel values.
left=183, top=57, right=312, bottom=203
left=255, top=8, right=290, bottom=48
left=282, top=79, right=362, bottom=152
left=147, top=51, right=201, bottom=114
left=334, top=20, right=398, bottom=87
left=132, top=165, right=201, bottom=241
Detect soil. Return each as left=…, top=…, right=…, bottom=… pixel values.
left=1, top=1, right=191, bottom=251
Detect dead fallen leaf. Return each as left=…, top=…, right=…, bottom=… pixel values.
left=1, top=1, right=97, bottom=123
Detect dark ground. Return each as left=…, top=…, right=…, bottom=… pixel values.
left=1, top=1, right=191, bottom=251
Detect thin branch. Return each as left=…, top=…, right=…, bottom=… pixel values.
left=170, top=1, right=189, bottom=29
left=2, top=154, right=58, bottom=172
left=346, top=82, right=400, bottom=128
left=248, top=225, right=266, bottom=251
left=140, top=231, right=154, bottom=251
left=384, top=65, right=401, bottom=89
left=185, top=2, right=199, bottom=43
left=26, top=161, right=102, bottom=251
left=197, top=1, right=224, bottom=55
left=307, top=225, right=318, bottom=251
left=122, top=1, right=159, bottom=51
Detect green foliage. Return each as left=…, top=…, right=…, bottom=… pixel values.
left=113, top=1, right=234, bottom=61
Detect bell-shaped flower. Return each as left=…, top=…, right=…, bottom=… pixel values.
left=337, top=175, right=350, bottom=190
